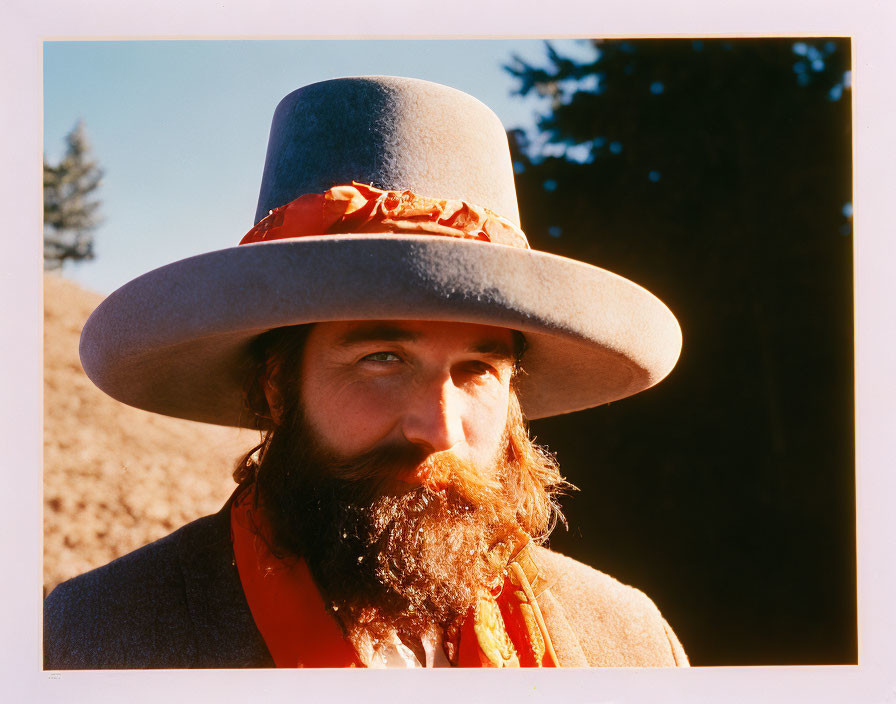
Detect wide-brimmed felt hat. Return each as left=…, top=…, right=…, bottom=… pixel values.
left=79, top=76, right=682, bottom=427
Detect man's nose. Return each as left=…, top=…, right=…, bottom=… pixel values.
left=401, top=373, right=464, bottom=455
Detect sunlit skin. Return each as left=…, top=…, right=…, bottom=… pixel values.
left=265, top=320, right=516, bottom=491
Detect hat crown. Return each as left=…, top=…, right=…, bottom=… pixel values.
left=254, top=76, right=521, bottom=226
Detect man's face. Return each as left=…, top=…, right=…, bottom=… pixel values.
left=293, top=320, right=517, bottom=490
left=254, top=319, right=562, bottom=647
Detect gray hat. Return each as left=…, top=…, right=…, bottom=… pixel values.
left=79, top=76, right=682, bottom=427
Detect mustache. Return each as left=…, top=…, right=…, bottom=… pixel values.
left=322, top=439, right=504, bottom=507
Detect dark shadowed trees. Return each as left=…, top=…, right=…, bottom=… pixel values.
left=507, top=38, right=853, bottom=665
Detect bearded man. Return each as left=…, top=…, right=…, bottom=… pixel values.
left=43, top=76, right=688, bottom=669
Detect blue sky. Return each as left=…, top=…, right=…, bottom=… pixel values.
left=43, top=39, right=598, bottom=294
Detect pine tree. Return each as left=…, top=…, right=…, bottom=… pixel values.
left=505, top=39, right=854, bottom=666
left=44, top=121, right=104, bottom=270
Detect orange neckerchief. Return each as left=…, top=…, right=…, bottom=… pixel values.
left=230, top=487, right=558, bottom=668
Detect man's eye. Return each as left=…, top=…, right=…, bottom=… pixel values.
left=362, top=352, right=401, bottom=363
left=461, top=361, right=496, bottom=376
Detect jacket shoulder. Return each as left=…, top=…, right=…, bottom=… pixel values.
left=44, top=509, right=271, bottom=669
left=532, top=546, right=689, bottom=667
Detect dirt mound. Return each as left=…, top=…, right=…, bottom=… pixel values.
left=43, top=274, right=256, bottom=594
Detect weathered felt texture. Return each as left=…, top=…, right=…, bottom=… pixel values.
left=254, top=76, right=521, bottom=226
left=79, top=76, right=682, bottom=426
left=81, top=235, right=681, bottom=426
left=44, top=502, right=688, bottom=669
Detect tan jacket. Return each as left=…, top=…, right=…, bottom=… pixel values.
left=532, top=546, right=689, bottom=667
left=44, top=503, right=688, bottom=669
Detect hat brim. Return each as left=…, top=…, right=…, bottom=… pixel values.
left=79, top=234, right=682, bottom=426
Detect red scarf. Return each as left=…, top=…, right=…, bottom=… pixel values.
left=230, top=487, right=558, bottom=668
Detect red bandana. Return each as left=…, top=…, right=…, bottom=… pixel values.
left=239, top=182, right=529, bottom=249
left=229, top=486, right=558, bottom=668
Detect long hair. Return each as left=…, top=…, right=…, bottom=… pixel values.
left=232, top=323, right=574, bottom=649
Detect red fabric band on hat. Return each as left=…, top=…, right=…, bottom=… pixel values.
left=239, top=182, right=529, bottom=249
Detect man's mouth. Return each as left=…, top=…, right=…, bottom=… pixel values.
left=394, top=463, right=450, bottom=492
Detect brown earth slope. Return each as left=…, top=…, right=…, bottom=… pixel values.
left=43, top=274, right=256, bottom=594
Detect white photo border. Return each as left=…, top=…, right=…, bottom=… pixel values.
left=5, top=0, right=894, bottom=702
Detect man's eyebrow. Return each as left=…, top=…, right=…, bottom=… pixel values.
left=335, top=324, right=517, bottom=360
left=469, top=339, right=515, bottom=360
left=335, top=324, right=420, bottom=346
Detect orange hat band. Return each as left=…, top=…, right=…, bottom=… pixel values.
left=240, top=181, right=530, bottom=249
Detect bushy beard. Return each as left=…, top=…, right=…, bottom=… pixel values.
left=255, top=409, right=525, bottom=651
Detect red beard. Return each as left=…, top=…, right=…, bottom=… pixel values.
left=255, top=409, right=525, bottom=646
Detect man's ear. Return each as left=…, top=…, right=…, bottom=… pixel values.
left=262, top=357, right=285, bottom=426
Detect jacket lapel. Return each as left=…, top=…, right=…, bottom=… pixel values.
left=175, top=499, right=274, bottom=667
left=514, top=543, right=588, bottom=668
